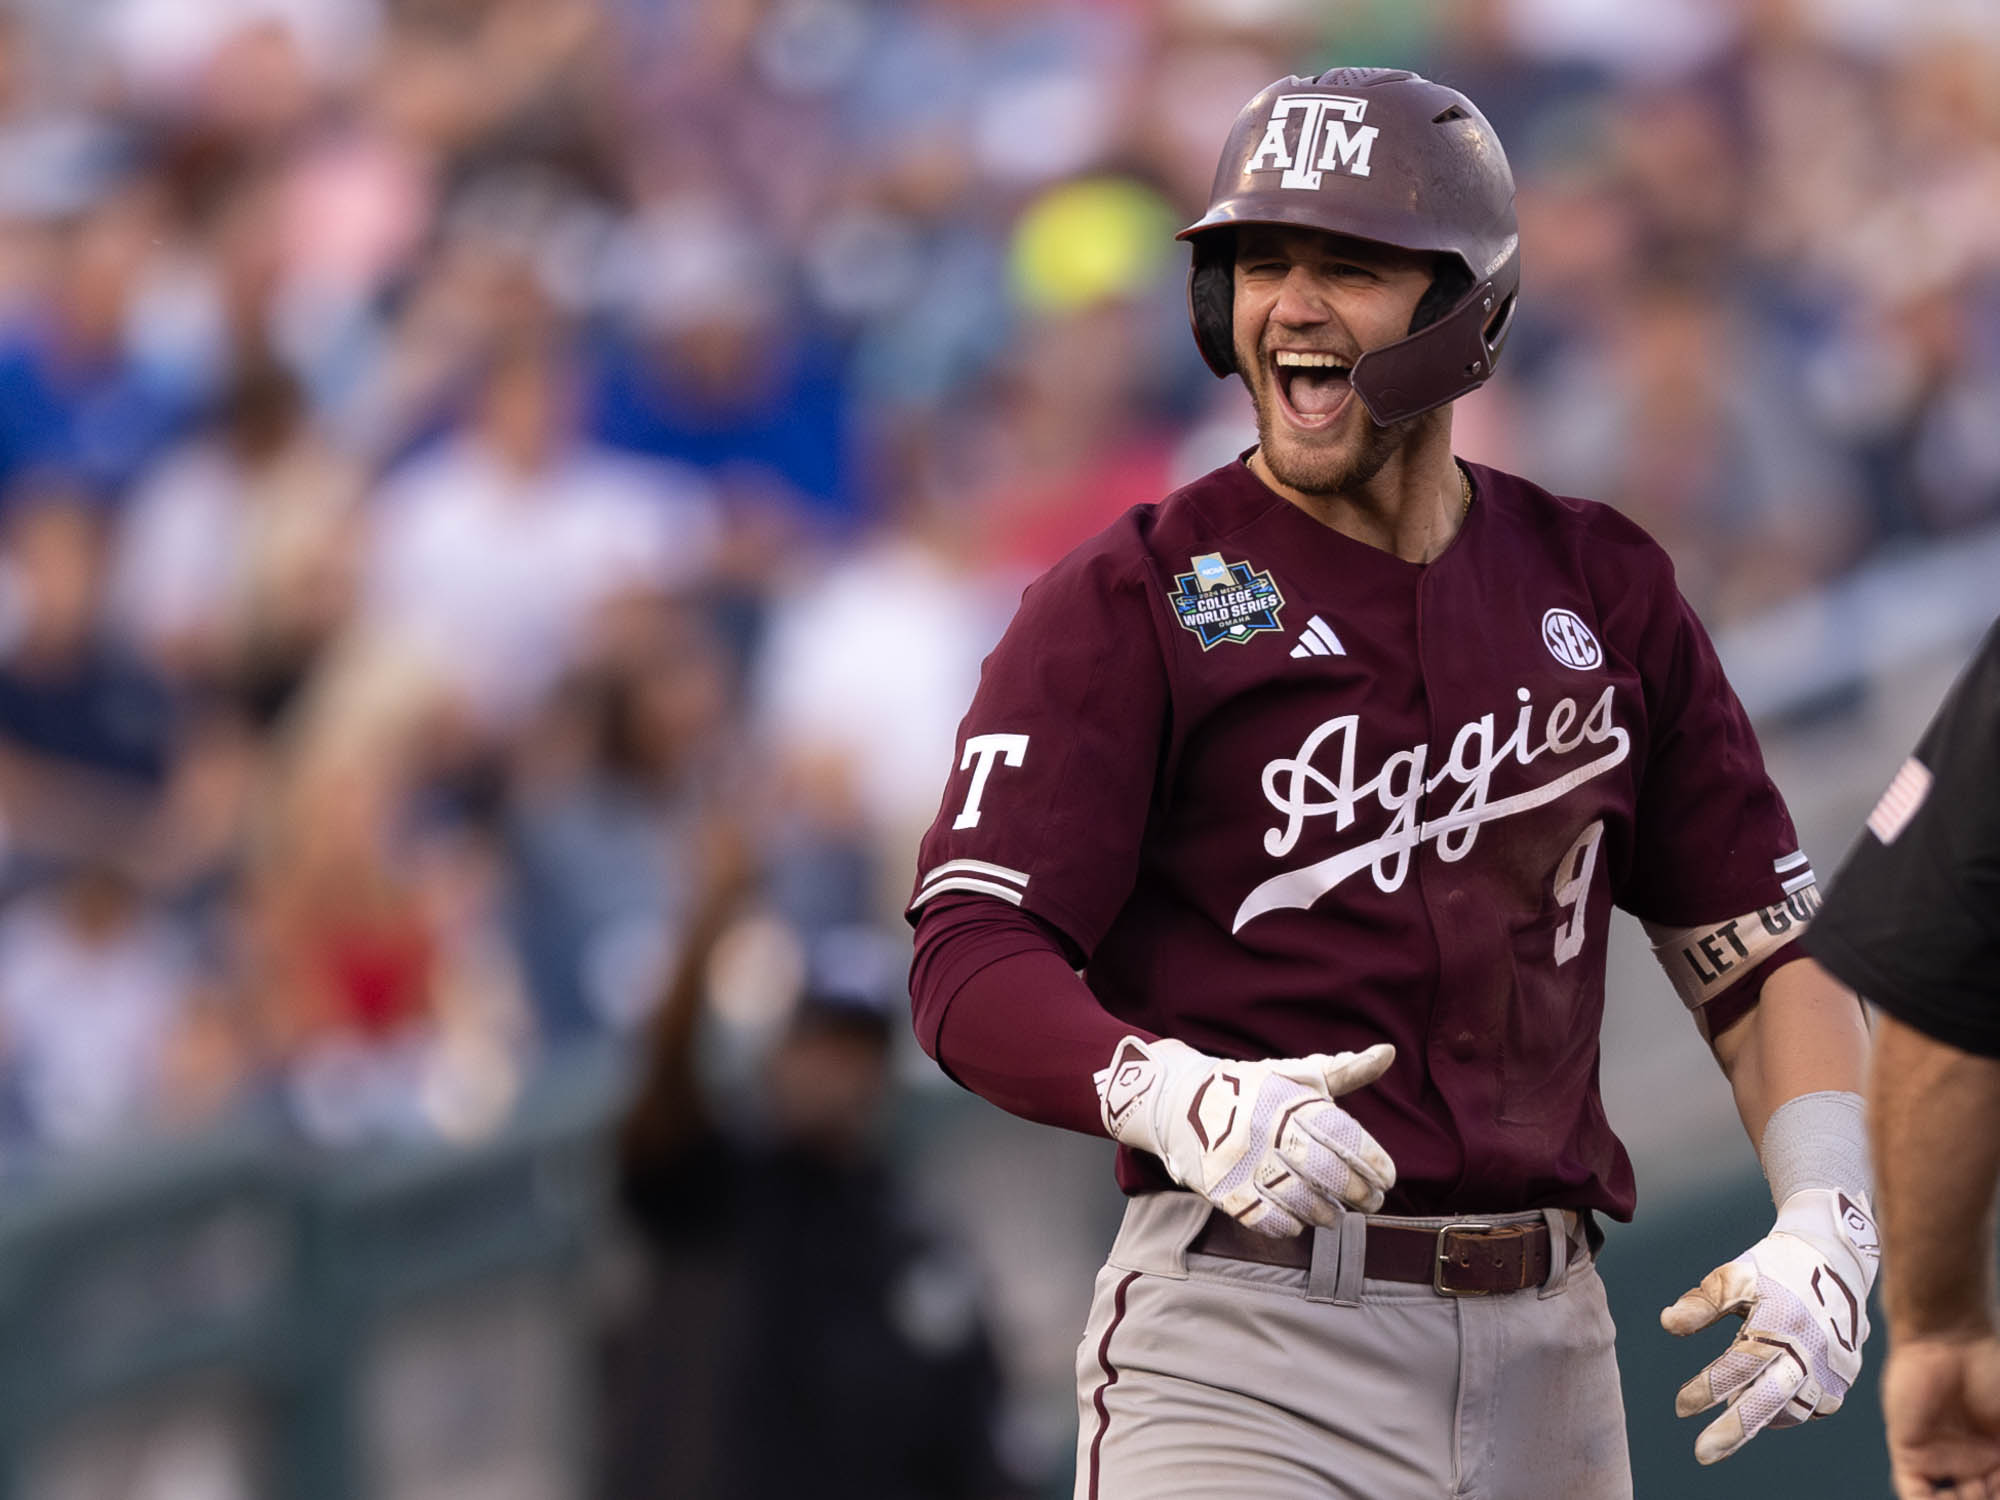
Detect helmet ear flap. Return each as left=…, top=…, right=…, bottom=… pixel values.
left=1409, top=256, right=1474, bottom=335
left=1187, top=232, right=1237, bottom=378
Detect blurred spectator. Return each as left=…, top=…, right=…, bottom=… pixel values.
left=364, top=320, right=721, bottom=738
left=108, top=354, right=365, bottom=718
left=1414, top=0, right=1609, bottom=154
left=1520, top=274, right=1868, bottom=620
left=0, top=479, right=262, bottom=938
left=588, top=194, right=864, bottom=527
left=605, top=830, right=1020, bottom=1500
left=242, top=637, right=530, bottom=1146
left=0, top=169, right=210, bottom=503
left=0, top=489, right=179, bottom=871
left=840, top=0, right=1140, bottom=193
left=0, top=865, right=218, bottom=1156
left=506, top=596, right=735, bottom=1043
left=752, top=449, right=1012, bottom=920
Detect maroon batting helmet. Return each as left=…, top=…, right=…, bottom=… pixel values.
left=1178, top=67, right=1520, bottom=426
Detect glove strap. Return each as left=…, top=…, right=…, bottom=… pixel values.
left=1094, top=1035, right=1200, bottom=1161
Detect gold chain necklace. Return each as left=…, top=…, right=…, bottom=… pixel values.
left=1458, top=464, right=1472, bottom=516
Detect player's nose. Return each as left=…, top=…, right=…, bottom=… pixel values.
left=1268, top=266, right=1336, bottom=329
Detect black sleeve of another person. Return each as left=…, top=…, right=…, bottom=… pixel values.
left=1806, top=620, right=2000, bottom=1056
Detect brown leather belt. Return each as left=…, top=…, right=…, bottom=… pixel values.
left=1189, top=1210, right=1554, bottom=1295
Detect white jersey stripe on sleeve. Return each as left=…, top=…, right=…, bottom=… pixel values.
left=914, top=875, right=1028, bottom=908
left=1773, top=851, right=1810, bottom=873
left=1779, top=870, right=1817, bottom=895
left=918, top=857, right=1030, bottom=890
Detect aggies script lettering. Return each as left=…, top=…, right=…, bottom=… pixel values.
left=1234, top=684, right=1629, bottom=932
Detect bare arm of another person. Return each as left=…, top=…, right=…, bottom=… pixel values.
left=1871, top=1011, right=2000, bottom=1500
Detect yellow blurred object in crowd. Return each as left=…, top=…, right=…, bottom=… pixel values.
left=1009, top=176, right=1176, bottom=315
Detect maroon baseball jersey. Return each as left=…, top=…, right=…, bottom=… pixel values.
left=908, top=457, right=1808, bottom=1219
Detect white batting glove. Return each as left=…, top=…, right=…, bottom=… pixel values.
left=1662, top=1188, right=1880, bottom=1464
left=1093, top=1035, right=1397, bottom=1238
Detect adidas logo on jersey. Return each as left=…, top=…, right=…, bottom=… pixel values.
left=1289, top=615, right=1346, bottom=659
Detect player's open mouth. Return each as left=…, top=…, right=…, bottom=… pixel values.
left=1271, top=350, right=1352, bottom=431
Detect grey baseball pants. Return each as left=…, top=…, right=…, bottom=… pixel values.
left=1073, top=1192, right=1633, bottom=1500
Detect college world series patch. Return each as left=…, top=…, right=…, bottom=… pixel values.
left=1169, top=553, right=1287, bottom=649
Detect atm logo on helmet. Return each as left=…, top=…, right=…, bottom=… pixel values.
left=1248, top=94, right=1381, bottom=188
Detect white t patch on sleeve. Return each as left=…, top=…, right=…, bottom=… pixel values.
left=1642, top=882, right=1821, bottom=1011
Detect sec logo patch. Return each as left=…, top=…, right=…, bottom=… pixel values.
left=1541, top=608, right=1602, bottom=670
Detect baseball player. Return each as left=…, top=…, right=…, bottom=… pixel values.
left=906, top=69, right=1875, bottom=1498
left=1804, top=620, right=2000, bottom=1500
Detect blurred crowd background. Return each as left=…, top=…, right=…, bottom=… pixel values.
left=0, top=0, right=1993, bottom=1495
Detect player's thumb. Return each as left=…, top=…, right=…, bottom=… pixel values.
left=1660, top=1266, right=1736, bottom=1337
left=1319, top=1042, right=1396, bottom=1096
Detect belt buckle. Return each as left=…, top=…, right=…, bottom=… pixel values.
left=1434, top=1222, right=1496, bottom=1296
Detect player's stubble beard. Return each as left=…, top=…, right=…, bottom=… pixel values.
left=1239, top=343, right=1423, bottom=498
left=1255, top=390, right=1405, bottom=496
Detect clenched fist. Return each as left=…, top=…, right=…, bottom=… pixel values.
left=1094, top=1034, right=1397, bottom=1237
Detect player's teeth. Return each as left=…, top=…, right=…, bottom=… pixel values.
left=1274, top=353, right=1348, bottom=370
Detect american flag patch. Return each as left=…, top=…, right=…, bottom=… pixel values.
left=1866, top=757, right=1933, bottom=845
